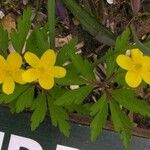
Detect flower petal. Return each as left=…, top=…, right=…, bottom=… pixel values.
left=40, top=49, right=56, bottom=66
left=142, top=56, right=150, bottom=69
left=125, top=71, right=141, bottom=87
left=22, top=69, right=38, bottom=82
left=142, top=72, right=150, bottom=84
left=39, top=76, right=54, bottom=90
left=24, top=52, right=40, bottom=67
left=2, top=77, right=15, bottom=95
left=53, top=66, right=66, bottom=78
left=14, top=69, right=26, bottom=84
left=131, top=48, right=143, bottom=62
left=0, top=55, right=6, bottom=66
left=116, top=55, right=133, bottom=70
left=7, top=52, right=22, bottom=68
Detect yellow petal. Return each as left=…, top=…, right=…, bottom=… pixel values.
left=116, top=55, right=133, bottom=70
left=0, top=55, right=6, bottom=66
left=125, top=71, right=141, bottom=87
left=2, top=77, right=15, bottom=95
left=53, top=66, right=66, bottom=78
left=14, top=69, right=26, bottom=84
left=142, top=72, right=150, bottom=84
left=142, top=56, right=150, bottom=69
left=39, top=76, right=54, bottom=90
left=22, top=69, right=38, bottom=82
left=0, top=70, right=5, bottom=83
left=131, top=48, right=143, bottom=62
left=24, top=52, right=40, bottom=67
left=40, top=49, right=56, bottom=66
left=7, top=52, right=22, bottom=68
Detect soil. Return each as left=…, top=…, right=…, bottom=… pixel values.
left=0, top=0, right=150, bottom=131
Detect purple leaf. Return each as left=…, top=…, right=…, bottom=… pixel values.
left=56, top=0, right=70, bottom=27
left=131, top=0, right=141, bottom=14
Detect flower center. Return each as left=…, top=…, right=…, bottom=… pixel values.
left=38, top=67, right=45, bottom=73
left=5, top=70, right=12, bottom=77
left=133, top=63, right=142, bottom=70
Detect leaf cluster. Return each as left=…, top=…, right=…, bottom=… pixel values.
left=0, top=5, right=150, bottom=150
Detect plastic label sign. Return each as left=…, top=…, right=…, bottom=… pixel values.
left=56, top=145, right=79, bottom=150
left=0, top=131, right=79, bottom=150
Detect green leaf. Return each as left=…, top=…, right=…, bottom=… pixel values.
left=11, top=7, right=32, bottom=53
left=65, top=103, right=91, bottom=115
left=55, top=67, right=87, bottom=85
left=0, top=85, right=30, bottom=103
left=143, top=38, right=150, bottom=48
left=112, top=88, right=150, bottom=117
left=56, top=37, right=78, bottom=65
left=113, top=69, right=126, bottom=86
left=54, top=85, right=93, bottom=106
left=15, top=86, right=34, bottom=113
left=48, top=86, right=68, bottom=99
left=68, top=49, right=95, bottom=80
left=31, top=93, right=47, bottom=130
left=110, top=100, right=132, bottom=149
left=0, top=24, right=8, bottom=55
left=115, top=27, right=130, bottom=53
left=48, top=98, right=70, bottom=137
left=63, top=0, right=116, bottom=46
left=26, top=26, right=49, bottom=56
left=130, top=24, right=150, bottom=55
left=101, top=28, right=130, bottom=76
left=48, top=0, right=55, bottom=49
left=90, top=94, right=108, bottom=141
left=90, top=94, right=106, bottom=116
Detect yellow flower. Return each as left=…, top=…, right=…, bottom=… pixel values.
left=22, top=49, right=66, bottom=90
left=116, top=48, right=150, bottom=88
left=0, top=52, right=25, bottom=95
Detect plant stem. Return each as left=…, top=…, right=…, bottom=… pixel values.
left=48, top=0, right=55, bottom=49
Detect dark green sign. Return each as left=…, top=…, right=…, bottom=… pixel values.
left=0, top=107, right=149, bottom=150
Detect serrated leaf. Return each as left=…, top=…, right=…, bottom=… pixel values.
left=11, top=7, right=32, bottom=53
left=48, top=86, right=68, bottom=99
left=48, top=98, right=70, bottom=137
left=110, top=100, right=132, bottom=149
left=90, top=94, right=108, bottom=141
left=115, top=27, right=130, bottom=53
left=31, top=93, right=47, bottom=130
left=0, top=24, right=8, bottom=55
left=65, top=103, right=91, bottom=115
left=26, top=26, right=49, bottom=56
left=112, top=88, right=150, bottom=117
left=56, top=37, right=78, bottom=65
left=103, top=28, right=130, bottom=76
left=15, top=86, right=34, bottom=113
left=113, top=69, right=126, bottom=86
left=0, top=85, right=30, bottom=103
left=68, top=49, right=95, bottom=80
left=54, top=85, right=93, bottom=106
left=90, top=94, right=106, bottom=116
left=55, top=68, right=87, bottom=85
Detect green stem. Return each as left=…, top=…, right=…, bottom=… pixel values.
left=48, top=0, right=55, bottom=49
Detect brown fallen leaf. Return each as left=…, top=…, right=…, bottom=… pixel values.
left=55, top=34, right=72, bottom=48
left=1, top=13, right=16, bottom=33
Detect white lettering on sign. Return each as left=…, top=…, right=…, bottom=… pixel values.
left=0, top=132, right=4, bottom=150
left=7, top=134, right=43, bottom=150
left=0, top=131, right=80, bottom=150
left=56, top=145, right=79, bottom=150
